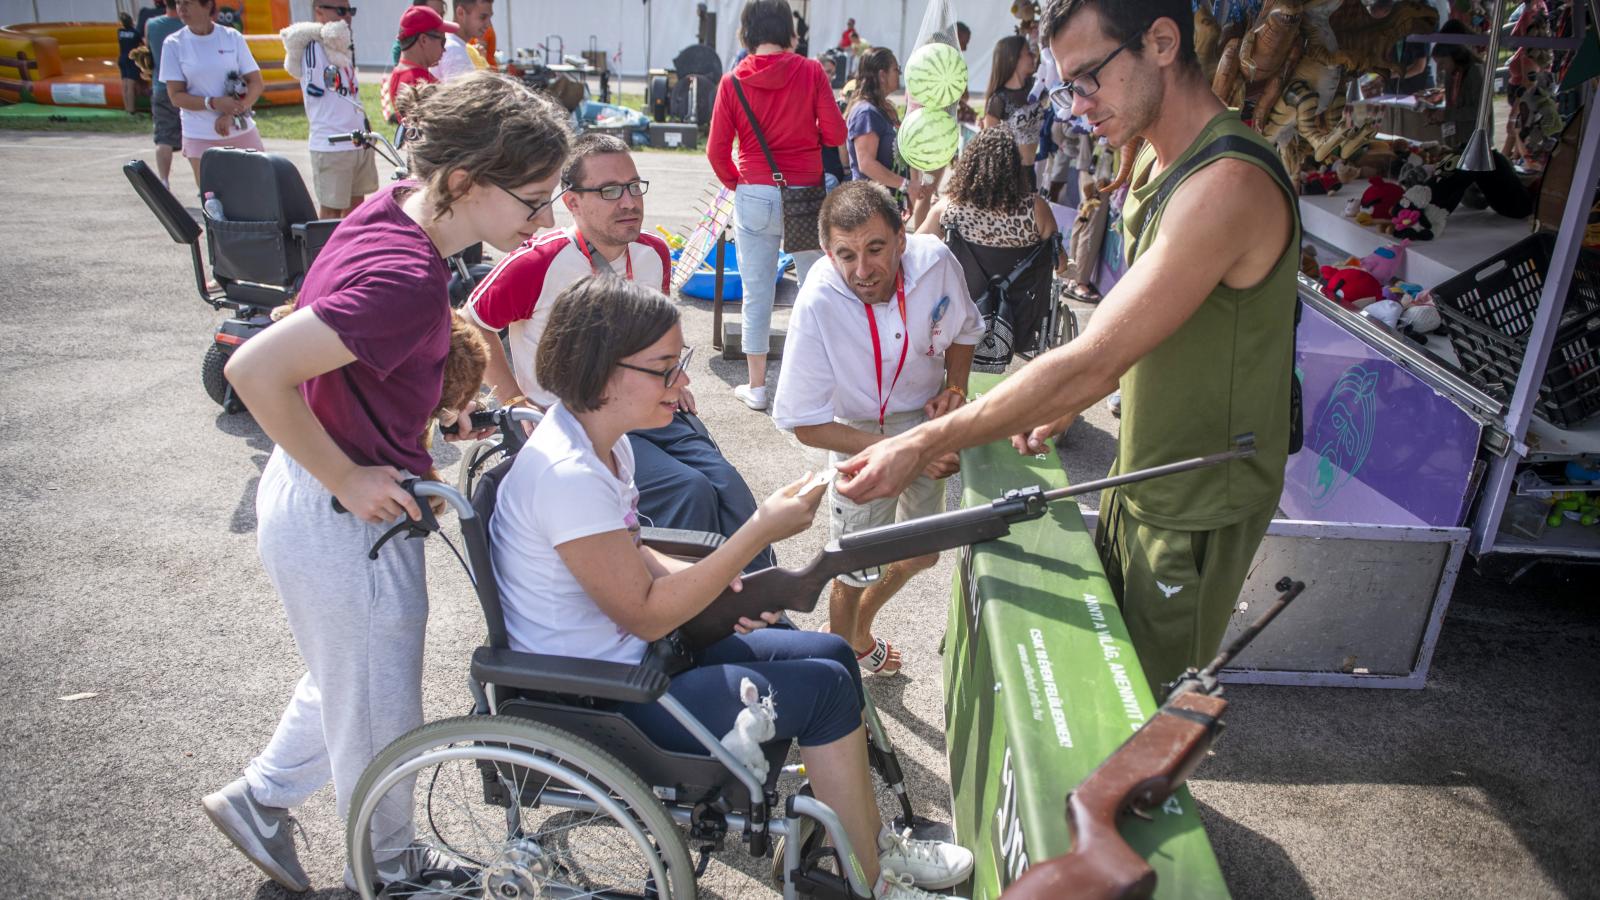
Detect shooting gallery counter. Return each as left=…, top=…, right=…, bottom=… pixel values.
left=943, top=374, right=1230, bottom=899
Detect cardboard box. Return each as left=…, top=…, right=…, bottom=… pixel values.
left=649, top=122, right=699, bottom=150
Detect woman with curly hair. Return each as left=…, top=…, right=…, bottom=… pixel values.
left=916, top=125, right=1059, bottom=256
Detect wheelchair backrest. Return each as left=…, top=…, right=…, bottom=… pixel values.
left=464, top=456, right=517, bottom=650
left=199, top=148, right=318, bottom=292
left=945, top=226, right=1060, bottom=368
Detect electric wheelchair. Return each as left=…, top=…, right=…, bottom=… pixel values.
left=347, top=408, right=939, bottom=900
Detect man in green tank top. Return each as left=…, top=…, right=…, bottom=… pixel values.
left=836, top=0, right=1300, bottom=692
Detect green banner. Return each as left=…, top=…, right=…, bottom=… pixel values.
left=944, top=376, right=1229, bottom=899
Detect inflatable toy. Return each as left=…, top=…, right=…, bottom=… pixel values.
left=904, top=41, right=967, bottom=109
left=899, top=106, right=960, bottom=172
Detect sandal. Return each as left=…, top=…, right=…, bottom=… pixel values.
left=856, top=636, right=902, bottom=676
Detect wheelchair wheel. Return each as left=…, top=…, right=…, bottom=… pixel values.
left=201, top=343, right=243, bottom=413
left=455, top=435, right=510, bottom=500
left=347, top=715, right=696, bottom=900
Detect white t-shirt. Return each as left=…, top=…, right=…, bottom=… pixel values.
left=432, top=33, right=477, bottom=82
left=298, top=38, right=365, bottom=152
left=772, top=234, right=984, bottom=430
left=491, top=403, right=648, bottom=665
left=158, top=25, right=260, bottom=141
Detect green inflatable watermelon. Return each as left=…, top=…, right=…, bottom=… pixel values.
left=899, top=107, right=960, bottom=171
left=905, top=42, right=968, bottom=109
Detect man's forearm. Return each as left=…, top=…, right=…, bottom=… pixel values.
left=944, top=343, right=974, bottom=394
left=794, top=422, right=882, bottom=456
left=918, top=344, right=1118, bottom=457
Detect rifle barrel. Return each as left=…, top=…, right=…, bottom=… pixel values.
left=1038, top=440, right=1256, bottom=506
left=1199, top=578, right=1305, bottom=679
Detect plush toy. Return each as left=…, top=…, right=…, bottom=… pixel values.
left=1361, top=240, right=1409, bottom=282
left=1391, top=183, right=1452, bottom=240
left=421, top=312, right=493, bottom=482
left=1396, top=152, right=1434, bottom=188
left=1343, top=196, right=1362, bottom=218
left=1320, top=264, right=1385, bottom=309
left=1355, top=177, right=1405, bottom=225
left=1300, top=243, right=1321, bottom=278
left=281, top=19, right=355, bottom=78
left=1399, top=287, right=1443, bottom=335
left=1362, top=298, right=1404, bottom=328
left=1300, top=167, right=1344, bottom=195
left=720, top=678, right=777, bottom=785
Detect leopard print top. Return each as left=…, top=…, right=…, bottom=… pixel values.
left=940, top=200, right=1043, bottom=248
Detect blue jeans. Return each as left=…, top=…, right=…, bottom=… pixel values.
left=628, top=412, right=775, bottom=571
left=621, top=629, right=863, bottom=753
left=734, top=184, right=823, bottom=355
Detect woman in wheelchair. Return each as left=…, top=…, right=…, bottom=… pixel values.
left=206, top=73, right=573, bottom=895
left=491, top=275, right=974, bottom=899
left=915, top=127, right=1061, bottom=260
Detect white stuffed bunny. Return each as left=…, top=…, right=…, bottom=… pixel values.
left=280, top=19, right=355, bottom=79
left=720, top=678, right=777, bottom=786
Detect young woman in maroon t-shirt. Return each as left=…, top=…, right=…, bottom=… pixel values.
left=202, top=73, right=573, bottom=895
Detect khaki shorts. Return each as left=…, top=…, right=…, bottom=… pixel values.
left=310, top=147, right=379, bottom=211
left=828, top=409, right=946, bottom=588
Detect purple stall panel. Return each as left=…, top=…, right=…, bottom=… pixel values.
left=1281, top=302, right=1482, bottom=527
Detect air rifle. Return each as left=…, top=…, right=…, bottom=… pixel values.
left=676, top=435, right=1258, bottom=650
left=1000, top=577, right=1307, bottom=900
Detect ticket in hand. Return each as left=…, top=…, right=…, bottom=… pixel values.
left=799, top=469, right=837, bottom=496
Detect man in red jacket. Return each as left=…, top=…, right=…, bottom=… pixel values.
left=839, top=17, right=859, bottom=49
left=706, top=0, right=848, bottom=412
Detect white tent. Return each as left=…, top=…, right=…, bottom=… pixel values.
left=335, top=0, right=1019, bottom=91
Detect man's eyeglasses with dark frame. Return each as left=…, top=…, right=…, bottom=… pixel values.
left=316, top=4, right=357, bottom=17
left=567, top=180, right=650, bottom=202
left=618, top=348, right=694, bottom=388
left=1047, top=26, right=1148, bottom=113
left=498, top=184, right=567, bottom=222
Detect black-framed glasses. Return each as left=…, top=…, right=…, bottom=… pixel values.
left=618, top=348, right=694, bottom=388
left=567, top=180, right=650, bottom=201
left=317, top=4, right=357, bottom=16
left=498, top=183, right=565, bottom=222
left=1047, top=27, right=1147, bottom=112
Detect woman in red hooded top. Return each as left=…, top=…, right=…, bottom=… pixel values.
left=707, top=0, right=847, bottom=413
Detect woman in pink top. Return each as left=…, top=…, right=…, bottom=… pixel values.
left=201, top=73, right=573, bottom=897
left=707, top=0, right=847, bottom=412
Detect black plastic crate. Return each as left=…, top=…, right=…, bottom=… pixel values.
left=1434, top=232, right=1600, bottom=428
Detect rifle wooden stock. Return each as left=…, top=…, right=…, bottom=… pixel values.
left=1001, top=691, right=1228, bottom=900
left=677, top=488, right=1048, bottom=649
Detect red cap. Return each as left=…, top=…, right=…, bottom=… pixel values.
left=398, top=6, right=459, bottom=40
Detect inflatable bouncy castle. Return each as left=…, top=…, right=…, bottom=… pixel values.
left=0, top=0, right=302, bottom=109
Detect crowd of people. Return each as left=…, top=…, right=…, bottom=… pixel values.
left=181, top=0, right=1298, bottom=897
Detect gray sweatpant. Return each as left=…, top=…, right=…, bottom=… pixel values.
left=243, top=448, right=427, bottom=873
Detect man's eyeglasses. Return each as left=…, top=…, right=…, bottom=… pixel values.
left=618, top=348, right=694, bottom=388
left=316, top=4, right=357, bottom=16
left=498, top=183, right=566, bottom=222
left=1047, top=28, right=1147, bottom=112
left=567, top=180, right=650, bottom=202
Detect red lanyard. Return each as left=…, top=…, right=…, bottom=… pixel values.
left=863, top=271, right=909, bottom=432
left=573, top=228, right=633, bottom=281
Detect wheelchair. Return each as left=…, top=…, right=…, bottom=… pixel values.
left=943, top=227, right=1078, bottom=370
left=123, top=132, right=491, bottom=415
left=349, top=408, right=938, bottom=900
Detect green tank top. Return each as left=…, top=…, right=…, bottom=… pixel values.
left=1110, top=110, right=1301, bottom=530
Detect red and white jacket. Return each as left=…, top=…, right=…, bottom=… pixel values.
left=465, top=228, right=671, bottom=407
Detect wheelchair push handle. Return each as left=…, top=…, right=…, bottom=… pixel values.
left=330, top=478, right=476, bottom=559
left=329, top=129, right=406, bottom=170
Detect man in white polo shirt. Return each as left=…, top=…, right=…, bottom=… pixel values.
left=773, top=180, right=981, bottom=675
left=466, top=133, right=774, bottom=570
left=290, top=2, right=378, bottom=217
left=432, top=0, right=492, bottom=81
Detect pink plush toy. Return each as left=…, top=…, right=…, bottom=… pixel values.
left=1360, top=240, right=1409, bottom=283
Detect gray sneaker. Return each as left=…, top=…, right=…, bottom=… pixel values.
left=346, top=842, right=471, bottom=896
left=201, top=778, right=311, bottom=893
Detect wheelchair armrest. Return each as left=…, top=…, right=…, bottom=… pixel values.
left=640, top=526, right=724, bottom=560
left=291, top=219, right=341, bottom=272
left=471, top=646, right=670, bottom=704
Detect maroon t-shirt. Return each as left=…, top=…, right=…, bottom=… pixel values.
left=295, top=182, right=451, bottom=477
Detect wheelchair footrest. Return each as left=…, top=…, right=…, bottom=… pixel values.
left=471, top=646, right=670, bottom=704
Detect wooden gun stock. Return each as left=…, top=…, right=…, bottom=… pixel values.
left=1003, top=692, right=1227, bottom=900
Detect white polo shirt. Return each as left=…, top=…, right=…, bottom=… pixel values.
left=432, top=32, right=477, bottom=82
left=773, top=234, right=983, bottom=431
left=465, top=228, right=672, bottom=407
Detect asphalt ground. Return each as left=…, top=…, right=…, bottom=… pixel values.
left=0, top=130, right=1595, bottom=900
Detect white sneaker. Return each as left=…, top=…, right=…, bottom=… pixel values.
left=878, top=827, right=973, bottom=890
left=877, top=868, right=968, bottom=899
left=734, top=384, right=769, bottom=410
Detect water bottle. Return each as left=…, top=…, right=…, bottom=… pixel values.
left=202, top=191, right=226, bottom=221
